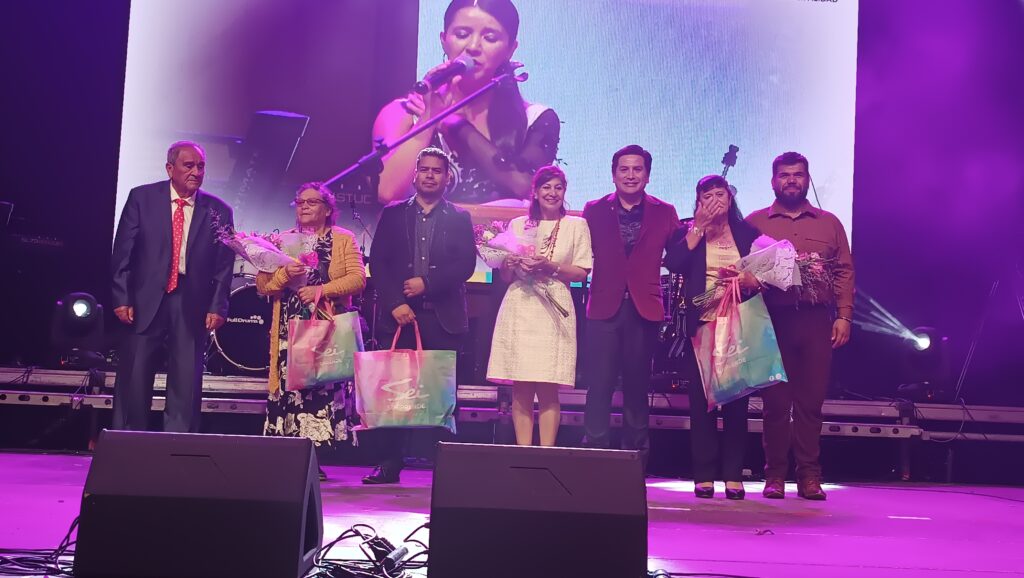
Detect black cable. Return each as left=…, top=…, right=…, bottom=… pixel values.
left=0, top=517, right=77, bottom=577
left=310, top=522, right=430, bottom=578
left=916, top=397, right=970, bottom=445
left=808, top=175, right=823, bottom=210
left=3, top=366, right=35, bottom=385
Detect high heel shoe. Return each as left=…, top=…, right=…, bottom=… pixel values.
left=725, top=487, right=745, bottom=500
left=693, top=484, right=715, bottom=499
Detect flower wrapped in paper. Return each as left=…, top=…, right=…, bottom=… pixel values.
left=691, top=235, right=836, bottom=316
left=217, top=227, right=320, bottom=290
left=473, top=220, right=531, bottom=268
left=736, top=235, right=801, bottom=290
left=472, top=219, right=570, bottom=318
left=219, top=230, right=297, bottom=273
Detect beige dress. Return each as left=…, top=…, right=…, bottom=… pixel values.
left=486, top=216, right=593, bottom=387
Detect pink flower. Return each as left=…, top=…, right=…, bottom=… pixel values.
left=298, top=251, right=318, bottom=268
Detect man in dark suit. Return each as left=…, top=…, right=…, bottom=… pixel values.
left=582, top=145, right=680, bottom=459
left=110, top=141, right=234, bottom=433
left=362, top=147, right=476, bottom=484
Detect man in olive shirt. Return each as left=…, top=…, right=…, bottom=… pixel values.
left=746, top=151, right=854, bottom=501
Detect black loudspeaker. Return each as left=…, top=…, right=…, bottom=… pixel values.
left=429, top=443, right=648, bottom=578
left=74, top=430, right=322, bottom=578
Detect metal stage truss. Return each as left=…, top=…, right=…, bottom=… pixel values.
left=3, top=367, right=1024, bottom=480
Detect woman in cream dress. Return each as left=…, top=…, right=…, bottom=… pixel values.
left=486, top=165, right=593, bottom=446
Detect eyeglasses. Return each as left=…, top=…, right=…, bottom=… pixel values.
left=292, top=199, right=326, bottom=208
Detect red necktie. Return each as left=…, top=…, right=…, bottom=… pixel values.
left=166, top=198, right=188, bottom=293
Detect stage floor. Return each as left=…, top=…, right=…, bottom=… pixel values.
left=2, top=452, right=1023, bottom=578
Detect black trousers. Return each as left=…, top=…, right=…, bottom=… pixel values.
left=684, top=344, right=749, bottom=482
left=366, top=309, right=463, bottom=473
left=112, top=289, right=205, bottom=433
left=582, top=298, right=657, bottom=455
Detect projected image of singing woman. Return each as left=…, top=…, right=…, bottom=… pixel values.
left=373, top=0, right=560, bottom=206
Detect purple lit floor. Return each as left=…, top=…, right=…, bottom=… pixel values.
left=3, top=452, right=1023, bottom=577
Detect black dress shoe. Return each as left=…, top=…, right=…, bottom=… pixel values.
left=694, top=484, right=715, bottom=499
left=362, top=466, right=400, bottom=485
left=725, top=487, right=746, bottom=500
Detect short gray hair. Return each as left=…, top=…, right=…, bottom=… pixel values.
left=167, top=140, right=206, bottom=165
left=293, top=181, right=338, bottom=228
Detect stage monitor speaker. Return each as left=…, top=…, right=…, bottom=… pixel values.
left=73, top=430, right=322, bottom=578
left=428, top=442, right=648, bottom=578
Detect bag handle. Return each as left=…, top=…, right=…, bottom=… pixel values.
left=308, top=285, right=335, bottom=320
left=390, top=320, right=424, bottom=351
left=714, top=276, right=741, bottom=317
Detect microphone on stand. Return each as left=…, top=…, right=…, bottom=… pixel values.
left=414, top=54, right=476, bottom=94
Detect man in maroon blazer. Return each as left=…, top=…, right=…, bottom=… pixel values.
left=582, top=145, right=680, bottom=458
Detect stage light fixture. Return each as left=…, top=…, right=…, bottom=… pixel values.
left=909, top=326, right=940, bottom=352
left=51, top=292, right=105, bottom=368
left=897, top=326, right=952, bottom=402
left=912, top=333, right=932, bottom=351
left=72, top=298, right=92, bottom=318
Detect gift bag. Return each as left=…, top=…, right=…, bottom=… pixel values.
left=352, top=322, right=457, bottom=433
left=285, top=288, right=364, bottom=390
left=691, top=278, right=787, bottom=410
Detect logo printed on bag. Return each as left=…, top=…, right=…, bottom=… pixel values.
left=713, top=341, right=749, bottom=370
left=381, top=378, right=430, bottom=412
left=312, top=344, right=348, bottom=358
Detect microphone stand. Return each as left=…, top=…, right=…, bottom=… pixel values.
left=323, top=67, right=528, bottom=188
left=323, top=67, right=528, bottom=350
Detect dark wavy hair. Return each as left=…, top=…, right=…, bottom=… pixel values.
left=693, top=174, right=744, bottom=228
left=443, top=0, right=527, bottom=160
left=528, top=165, right=568, bottom=221
left=612, top=144, right=653, bottom=174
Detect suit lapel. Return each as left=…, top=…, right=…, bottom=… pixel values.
left=404, top=200, right=416, bottom=259
left=185, top=190, right=209, bottom=262
left=431, top=201, right=451, bottom=258
left=601, top=194, right=628, bottom=261
left=159, top=181, right=174, bottom=256
left=636, top=194, right=655, bottom=250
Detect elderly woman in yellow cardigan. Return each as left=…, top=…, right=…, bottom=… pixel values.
left=256, top=182, right=365, bottom=480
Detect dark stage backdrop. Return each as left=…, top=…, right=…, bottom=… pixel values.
left=844, top=0, right=1024, bottom=405
left=0, top=0, right=130, bottom=368
left=1, top=0, right=1022, bottom=405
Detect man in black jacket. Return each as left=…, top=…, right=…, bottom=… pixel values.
left=362, top=147, right=476, bottom=484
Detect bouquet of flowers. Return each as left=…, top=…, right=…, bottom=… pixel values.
left=473, top=220, right=530, bottom=269
left=691, top=235, right=835, bottom=316
left=473, top=220, right=570, bottom=318
left=737, top=236, right=801, bottom=290
left=793, top=250, right=836, bottom=305
left=217, top=227, right=318, bottom=288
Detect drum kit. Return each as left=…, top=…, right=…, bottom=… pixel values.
left=206, top=260, right=273, bottom=375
